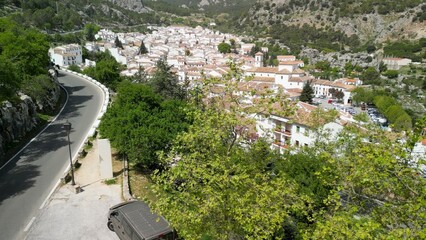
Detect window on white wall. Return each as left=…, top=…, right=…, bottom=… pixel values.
left=296, top=126, right=300, bottom=133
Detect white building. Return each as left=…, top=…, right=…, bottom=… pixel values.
left=312, top=79, right=356, bottom=105
left=48, top=44, right=83, bottom=67
left=256, top=101, right=345, bottom=154
left=382, top=57, right=412, bottom=70
left=245, top=55, right=313, bottom=90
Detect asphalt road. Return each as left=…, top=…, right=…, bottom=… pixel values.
left=0, top=71, right=104, bottom=240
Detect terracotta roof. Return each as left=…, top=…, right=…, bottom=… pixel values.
left=298, top=101, right=318, bottom=111
left=279, top=61, right=300, bottom=65
left=312, top=79, right=355, bottom=91
left=277, top=55, right=296, bottom=60
left=293, top=69, right=305, bottom=74
left=288, top=77, right=303, bottom=82
left=276, top=69, right=291, bottom=74
left=246, top=67, right=278, bottom=73
left=422, top=139, right=426, bottom=146
left=255, top=52, right=264, bottom=56
left=251, top=76, right=275, bottom=83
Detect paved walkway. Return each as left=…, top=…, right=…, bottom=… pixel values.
left=26, top=141, right=122, bottom=240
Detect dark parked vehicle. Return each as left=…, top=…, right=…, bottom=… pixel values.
left=107, top=201, right=176, bottom=240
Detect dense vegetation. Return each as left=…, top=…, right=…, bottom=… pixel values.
left=0, top=17, right=50, bottom=102
left=269, top=24, right=360, bottom=53
left=383, top=38, right=426, bottom=62
left=97, top=62, right=426, bottom=238
left=145, top=0, right=257, bottom=16
left=138, top=66, right=426, bottom=239
left=0, top=0, right=161, bottom=32
left=99, top=60, right=190, bottom=170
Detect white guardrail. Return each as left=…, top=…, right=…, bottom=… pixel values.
left=62, top=69, right=110, bottom=166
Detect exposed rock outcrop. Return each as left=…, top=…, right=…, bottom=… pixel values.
left=0, top=78, right=60, bottom=164
left=299, top=47, right=379, bottom=69
left=108, top=0, right=148, bottom=13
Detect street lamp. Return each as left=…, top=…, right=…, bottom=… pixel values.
left=63, top=121, right=75, bottom=185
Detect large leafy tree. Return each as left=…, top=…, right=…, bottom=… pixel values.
left=0, top=18, right=49, bottom=100
left=83, top=51, right=122, bottom=89
left=218, top=42, right=231, bottom=54
left=151, top=108, right=301, bottom=239
left=99, top=82, right=190, bottom=169
left=150, top=63, right=298, bottom=239
left=0, top=56, right=19, bottom=99
left=309, top=126, right=426, bottom=238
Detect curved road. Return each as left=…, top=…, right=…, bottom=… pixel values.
left=0, top=71, right=104, bottom=240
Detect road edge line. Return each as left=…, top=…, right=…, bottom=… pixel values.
left=39, top=179, right=61, bottom=210
left=0, top=80, right=70, bottom=172
left=23, top=217, right=36, bottom=232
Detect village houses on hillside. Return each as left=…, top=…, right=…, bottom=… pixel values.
left=57, top=25, right=366, bottom=149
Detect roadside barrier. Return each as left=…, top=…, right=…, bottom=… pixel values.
left=60, top=69, right=110, bottom=184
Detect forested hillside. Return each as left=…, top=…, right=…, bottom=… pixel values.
left=236, top=0, right=426, bottom=52
left=0, top=17, right=61, bottom=161
left=0, top=0, right=160, bottom=32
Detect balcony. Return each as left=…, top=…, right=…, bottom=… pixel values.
left=273, top=140, right=289, bottom=149
left=274, top=128, right=292, bottom=136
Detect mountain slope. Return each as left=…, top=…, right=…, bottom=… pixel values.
left=239, top=0, right=426, bottom=44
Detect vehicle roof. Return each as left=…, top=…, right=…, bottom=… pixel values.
left=112, top=201, right=172, bottom=240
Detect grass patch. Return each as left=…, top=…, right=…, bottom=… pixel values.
left=128, top=166, right=157, bottom=203
left=37, top=113, right=51, bottom=122
left=104, top=178, right=117, bottom=185
left=83, top=141, right=93, bottom=151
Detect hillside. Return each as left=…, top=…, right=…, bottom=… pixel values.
left=240, top=0, right=426, bottom=45
left=139, top=0, right=426, bottom=52
left=0, top=0, right=159, bottom=31
left=143, top=0, right=256, bottom=15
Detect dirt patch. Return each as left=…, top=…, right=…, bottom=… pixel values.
left=128, top=167, right=157, bottom=203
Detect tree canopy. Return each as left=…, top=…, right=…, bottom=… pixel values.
left=218, top=42, right=231, bottom=53
left=99, top=81, right=191, bottom=170
left=0, top=17, right=50, bottom=101
left=300, top=80, right=314, bottom=104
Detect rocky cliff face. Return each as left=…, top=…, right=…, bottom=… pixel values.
left=243, top=0, right=426, bottom=44
left=0, top=79, right=60, bottom=164
left=108, top=0, right=148, bottom=13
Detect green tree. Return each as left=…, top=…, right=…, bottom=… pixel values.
left=315, top=60, right=331, bottom=71
left=379, top=61, right=388, bottom=73
left=114, top=36, right=123, bottom=49
left=84, top=23, right=100, bottom=41
left=229, top=38, right=236, bottom=49
left=150, top=63, right=297, bottom=239
left=151, top=108, right=300, bottom=239
left=99, top=82, right=190, bottom=169
left=0, top=56, right=19, bottom=99
left=83, top=53, right=122, bottom=89
left=20, top=74, right=55, bottom=109
left=384, top=70, right=399, bottom=78
left=300, top=80, right=314, bottom=104
left=393, top=113, right=412, bottom=131
left=0, top=17, right=49, bottom=99
left=307, top=126, right=426, bottom=238
left=138, top=41, right=148, bottom=55
left=352, top=87, right=374, bottom=104
left=361, top=67, right=381, bottom=85
left=147, top=60, right=186, bottom=100
left=218, top=42, right=231, bottom=53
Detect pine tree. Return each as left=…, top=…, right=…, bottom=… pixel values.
left=114, top=36, right=123, bottom=49
left=138, top=41, right=148, bottom=55
left=300, top=80, right=314, bottom=104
